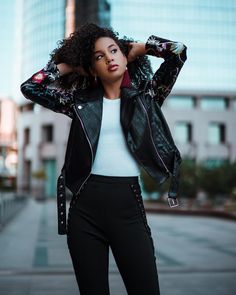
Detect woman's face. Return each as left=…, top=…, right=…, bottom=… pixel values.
left=90, top=37, right=127, bottom=85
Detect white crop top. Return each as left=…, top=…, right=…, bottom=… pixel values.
left=91, top=97, right=141, bottom=176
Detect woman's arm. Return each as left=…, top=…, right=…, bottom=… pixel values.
left=128, top=35, right=187, bottom=107
left=20, top=60, right=77, bottom=118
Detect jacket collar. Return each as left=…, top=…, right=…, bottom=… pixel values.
left=73, top=84, right=141, bottom=152
left=74, top=84, right=140, bottom=103
left=74, top=86, right=103, bottom=103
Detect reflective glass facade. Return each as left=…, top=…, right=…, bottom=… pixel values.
left=208, top=122, right=225, bottom=144
left=22, top=0, right=65, bottom=81
left=19, top=0, right=66, bottom=197
left=109, top=0, right=236, bottom=92
left=167, top=96, right=195, bottom=109
left=233, top=98, right=236, bottom=110
left=0, top=1, right=15, bottom=96
left=174, top=122, right=192, bottom=143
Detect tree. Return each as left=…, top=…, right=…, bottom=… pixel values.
left=199, top=160, right=236, bottom=203
left=178, top=158, right=200, bottom=199
left=140, top=158, right=236, bottom=205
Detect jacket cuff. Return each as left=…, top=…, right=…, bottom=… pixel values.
left=145, top=35, right=186, bottom=59
left=145, top=35, right=171, bottom=58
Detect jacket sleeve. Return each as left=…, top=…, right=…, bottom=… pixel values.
left=20, top=60, right=75, bottom=118
left=145, top=35, right=187, bottom=107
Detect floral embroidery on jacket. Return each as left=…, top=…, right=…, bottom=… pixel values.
left=145, top=35, right=187, bottom=106
left=20, top=35, right=187, bottom=116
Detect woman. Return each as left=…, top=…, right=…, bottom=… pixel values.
left=21, top=23, right=187, bottom=295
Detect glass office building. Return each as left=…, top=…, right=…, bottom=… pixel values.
left=0, top=1, right=16, bottom=97
left=22, top=0, right=65, bottom=81
left=109, top=0, right=236, bottom=165
left=109, top=0, right=236, bottom=93
left=19, top=0, right=66, bottom=197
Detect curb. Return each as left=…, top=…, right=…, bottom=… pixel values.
left=144, top=202, right=236, bottom=221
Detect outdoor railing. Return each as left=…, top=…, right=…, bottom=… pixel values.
left=0, top=192, right=28, bottom=231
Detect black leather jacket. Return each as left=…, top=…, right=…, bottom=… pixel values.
left=21, top=35, right=187, bottom=235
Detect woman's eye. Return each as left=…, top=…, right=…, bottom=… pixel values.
left=95, top=55, right=103, bottom=61
left=111, top=48, right=117, bottom=54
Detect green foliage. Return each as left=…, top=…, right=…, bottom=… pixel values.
left=199, top=160, right=236, bottom=199
left=178, top=158, right=200, bottom=198
left=32, top=169, right=47, bottom=179
left=140, top=158, right=236, bottom=201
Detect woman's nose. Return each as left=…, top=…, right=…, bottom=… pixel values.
left=106, top=56, right=114, bottom=64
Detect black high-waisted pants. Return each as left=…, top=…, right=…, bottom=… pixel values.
left=67, top=173, right=160, bottom=295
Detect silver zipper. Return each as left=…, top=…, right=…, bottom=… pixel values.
left=74, top=105, right=94, bottom=194
left=138, top=97, right=171, bottom=175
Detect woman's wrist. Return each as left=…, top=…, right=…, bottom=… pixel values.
left=134, top=42, right=146, bottom=56
left=127, top=42, right=146, bottom=62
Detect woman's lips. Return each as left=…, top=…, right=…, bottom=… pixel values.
left=108, top=64, right=119, bottom=72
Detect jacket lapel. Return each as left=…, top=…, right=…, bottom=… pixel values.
left=74, top=87, right=103, bottom=156
left=73, top=85, right=140, bottom=156
left=120, top=86, right=140, bottom=137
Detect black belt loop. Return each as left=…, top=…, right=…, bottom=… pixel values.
left=57, top=168, right=67, bottom=235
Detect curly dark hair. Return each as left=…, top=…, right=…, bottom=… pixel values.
left=50, top=23, right=153, bottom=90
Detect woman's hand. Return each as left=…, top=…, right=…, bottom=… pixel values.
left=57, top=63, right=74, bottom=76
left=127, top=42, right=146, bottom=63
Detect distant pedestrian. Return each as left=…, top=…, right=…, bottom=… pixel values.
left=21, top=23, right=187, bottom=295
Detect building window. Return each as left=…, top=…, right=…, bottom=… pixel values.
left=20, top=103, right=34, bottom=112
left=24, top=128, right=30, bottom=145
left=208, top=122, right=225, bottom=144
left=174, top=122, right=192, bottom=143
left=233, top=98, right=236, bottom=109
left=42, top=125, right=53, bottom=143
left=204, top=158, right=227, bottom=169
left=24, top=160, right=31, bottom=191
left=167, top=95, right=195, bottom=109
left=201, top=96, right=227, bottom=110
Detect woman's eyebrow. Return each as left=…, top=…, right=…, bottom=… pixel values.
left=94, top=44, right=117, bottom=54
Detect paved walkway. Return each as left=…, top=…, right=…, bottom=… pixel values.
left=0, top=198, right=235, bottom=295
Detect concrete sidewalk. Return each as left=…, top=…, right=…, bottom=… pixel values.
left=0, top=198, right=235, bottom=295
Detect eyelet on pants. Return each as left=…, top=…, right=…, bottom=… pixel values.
left=67, top=174, right=160, bottom=295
